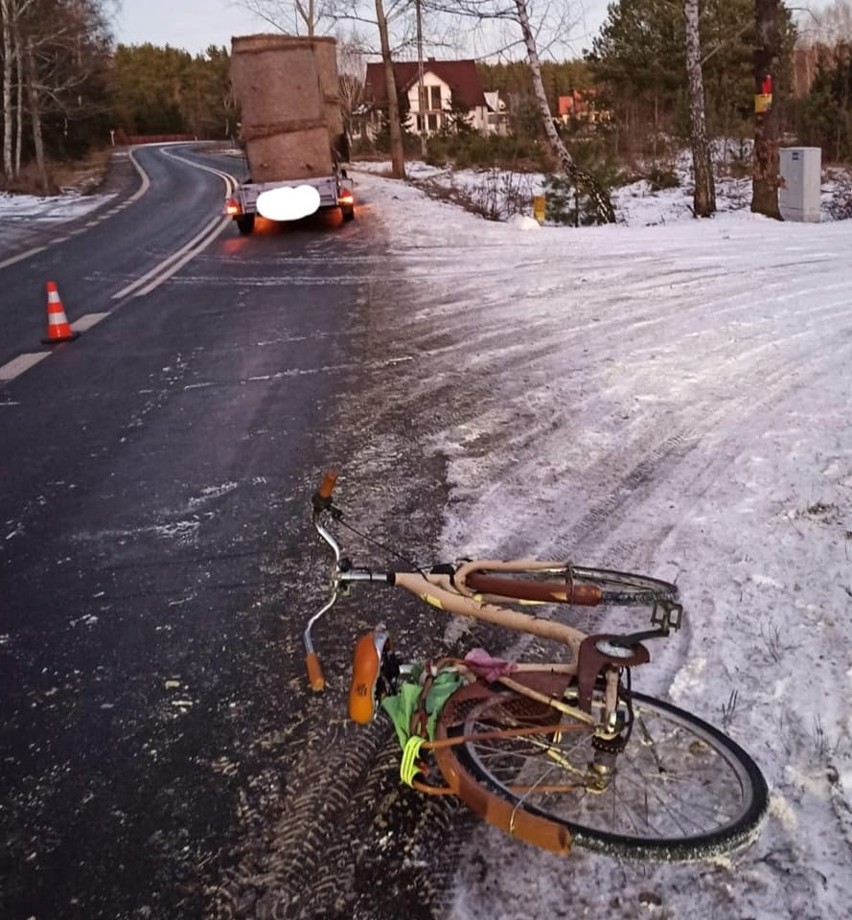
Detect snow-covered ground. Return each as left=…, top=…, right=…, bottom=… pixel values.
left=3, top=161, right=850, bottom=918
left=0, top=188, right=115, bottom=261
left=345, top=163, right=852, bottom=919
left=0, top=189, right=113, bottom=223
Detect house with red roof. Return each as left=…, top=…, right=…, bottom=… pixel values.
left=360, top=58, right=507, bottom=141
left=557, top=90, right=609, bottom=125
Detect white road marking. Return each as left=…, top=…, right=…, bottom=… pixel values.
left=0, top=352, right=50, bottom=381
left=1, top=146, right=241, bottom=386
left=71, top=312, right=110, bottom=332
left=112, top=213, right=229, bottom=300
left=110, top=147, right=238, bottom=300
left=127, top=147, right=151, bottom=202
left=0, top=246, right=48, bottom=270
left=120, top=217, right=232, bottom=298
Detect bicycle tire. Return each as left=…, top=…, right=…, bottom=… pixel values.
left=464, top=566, right=679, bottom=608
left=573, top=566, right=679, bottom=606
left=435, top=687, right=768, bottom=862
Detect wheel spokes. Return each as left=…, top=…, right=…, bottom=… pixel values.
left=463, top=701, right=753, bottom=841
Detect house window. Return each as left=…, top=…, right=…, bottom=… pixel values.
left=426, top=112, right=440, bottom=132
left=427, top=85, right=442, bottom=110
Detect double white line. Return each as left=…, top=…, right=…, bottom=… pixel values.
left=0, top=146, right=238, bottom=385
left=0, top=145, right=152, bottom=272
left=113, top=147, right=236, bottom=300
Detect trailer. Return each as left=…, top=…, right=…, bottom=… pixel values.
left=225, top=169, right=354, bottom=235
left=226, top=34, right=354, bottom=233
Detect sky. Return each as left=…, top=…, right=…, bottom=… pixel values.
left=110, top=0, right=267, bottom=53
left=109, top=0, right=611, bottom=58
left=3, top=151, right=851, bottom=916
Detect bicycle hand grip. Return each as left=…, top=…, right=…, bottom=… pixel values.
left=317, top=470, right=337, bottom=500
left=306, top=652, right=326, bottom=691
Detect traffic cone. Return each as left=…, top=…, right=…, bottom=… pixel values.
left=42, top=281, right=80, bottom=344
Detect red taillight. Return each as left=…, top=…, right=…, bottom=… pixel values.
left=339, top=189, right=354, bottom=206
left=225, top=198, right=242, bottom=217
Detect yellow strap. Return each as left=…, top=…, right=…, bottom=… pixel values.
left=400, top=736, right=426, bottom=786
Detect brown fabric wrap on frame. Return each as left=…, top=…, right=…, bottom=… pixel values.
left=231, top=34, right=342, bottom=182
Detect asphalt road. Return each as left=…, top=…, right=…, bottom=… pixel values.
left=0, top=145, right=460, bottom=920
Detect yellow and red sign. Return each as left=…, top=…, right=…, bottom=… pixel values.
left=755, top=74, right=773, bottom=113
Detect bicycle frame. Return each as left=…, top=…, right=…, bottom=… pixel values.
left=299, top=475, right=771, bottom=862
left=305, top=504, right=589, bottom=673
left=304, top=489, right=660, bottom=741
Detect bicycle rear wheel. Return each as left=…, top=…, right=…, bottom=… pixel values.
left=435, top=687, right=768, bottom=861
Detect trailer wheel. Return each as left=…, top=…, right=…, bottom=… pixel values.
left=236, top=214, right=255, bottom=235
left=341, top=206, right=355, bottom=223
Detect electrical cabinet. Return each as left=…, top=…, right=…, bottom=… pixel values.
left=779, top=147, right=821, bottom=222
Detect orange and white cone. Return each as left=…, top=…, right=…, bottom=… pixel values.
left=42, top=281, right=80, bottom=344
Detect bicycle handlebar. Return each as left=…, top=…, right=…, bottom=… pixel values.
left=318, top=469, right=337, bottom=500
left=304, top=472, right=681, bottom=692
left=311, top=469, right=338, bottom=518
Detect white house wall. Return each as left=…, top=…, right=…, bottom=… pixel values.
left=404, top=72, right=486, bottom=135
left=360, top=69, right=502, bottom=141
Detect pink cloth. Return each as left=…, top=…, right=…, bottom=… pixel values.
left=464, top=648, right=518, bottom=682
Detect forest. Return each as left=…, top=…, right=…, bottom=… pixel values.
left=2, top=0, right=852, bottom=193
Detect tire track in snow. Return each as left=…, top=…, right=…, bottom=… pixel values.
left=208, top=253, right=466, bottom=920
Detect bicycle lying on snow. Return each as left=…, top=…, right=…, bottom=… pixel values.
left=303, top=472, right=768, bottom=861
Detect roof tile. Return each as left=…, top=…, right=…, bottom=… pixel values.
left=365, top=59, right=486, bottom=108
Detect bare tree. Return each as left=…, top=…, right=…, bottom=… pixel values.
left=808, top=0, right=852, bottom=44
left=1, top=0, right=112, bottom=188
left=24, top=31, right=47, bottom=189
left=0, top=0, right=40, bottom=182
left=330, top=0, right=419, bottom=178
left=337, top=36, right=366, bottom=143
left=236, top=0, right=335, bottom=36
left=1, top=0, right=14, bottom=177
left=13, top=3, right=24, bottom=174
left=373, top=0, right=405, bottom=176
left=684, top=0, right=715, bottom=216
left=428, top=0, right=614, bottom=222
left=752, top=0, right=782, bottom=218
left=514, top=0, right=613, bottom=222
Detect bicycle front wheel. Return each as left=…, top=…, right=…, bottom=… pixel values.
left=436, top=689, right=768, bottom=861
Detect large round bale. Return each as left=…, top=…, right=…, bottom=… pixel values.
left=238, top=122, right=332, bottom=183
left=230, top=34, right=324, bottom=127
left=310, top=36, right=344, bottom=139
left=231, top=34, right=339, bottom=181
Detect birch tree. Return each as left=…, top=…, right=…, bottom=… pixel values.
left=0, top=0, right=40, bottom=182
left=24, top=29, right=47, bottom=189
left=1, top=0, right=14, bottom=177
left=428, top=0, right=615, bottom=223
left=684, top=0, right=715, bottom=215
left=337, top=37, right=366, bottom=143
left=1, top=0, right=112, bottom=187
